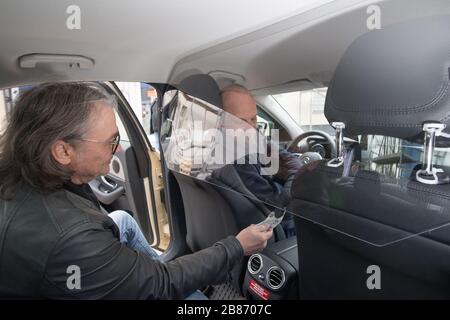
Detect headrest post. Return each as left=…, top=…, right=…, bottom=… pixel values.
left=327, top=122, right=345, bottom=167
left=334, top=122, right=345, bottom=160
left=423, top=123, right=442, bottom=174
left=415, top=122, right=449, bottom=185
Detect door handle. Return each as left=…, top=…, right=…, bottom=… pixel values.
left=90, top=179, right=124, bottom=205
left=101, top=176, right=117, bottom=189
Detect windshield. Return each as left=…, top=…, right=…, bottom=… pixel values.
left=272, top=87, right=335, bottom=136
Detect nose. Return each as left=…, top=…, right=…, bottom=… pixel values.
left=115, top=143, right=124, bottom=154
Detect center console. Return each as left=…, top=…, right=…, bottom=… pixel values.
left=242, top=237, right=299, bottom=300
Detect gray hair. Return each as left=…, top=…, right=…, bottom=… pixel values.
left=0, top=82, right=116, bottom=199
left=220, top=84, right=252, bottom=97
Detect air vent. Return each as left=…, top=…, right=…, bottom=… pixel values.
left=248, top=254, right=263, bottom=275
left=267, top=266, right=285, bottom=290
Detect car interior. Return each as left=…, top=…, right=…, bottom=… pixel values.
left=1, top=0, right=450, bottom=299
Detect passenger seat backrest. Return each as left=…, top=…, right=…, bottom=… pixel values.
left=172, top=171, right=239, bottom=251
left=208, top=165, right=286, bottom=241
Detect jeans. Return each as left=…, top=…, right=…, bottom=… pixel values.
left=108, top=210, right=207, bottom=300
left=108, top=210, right=160, bottom=260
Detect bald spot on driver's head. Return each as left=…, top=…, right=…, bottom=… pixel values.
left=221, top=85, right=257, bottom=128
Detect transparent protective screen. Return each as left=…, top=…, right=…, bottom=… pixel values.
left=160, top=89, right=450, bottom=247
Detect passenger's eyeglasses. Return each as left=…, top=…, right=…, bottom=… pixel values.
left=77, top=133, right=121, bottom=154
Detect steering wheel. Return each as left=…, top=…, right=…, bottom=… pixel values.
left=287, top=130, right=336, bottom=165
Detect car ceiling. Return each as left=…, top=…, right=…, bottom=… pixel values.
left=0, top=0, right=449, bottom=90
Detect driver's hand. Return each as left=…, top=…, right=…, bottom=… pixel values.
left=274, top=149, right=303, bottom=182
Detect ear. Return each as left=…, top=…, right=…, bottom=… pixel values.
left=51, top=140, right=74, bottom=166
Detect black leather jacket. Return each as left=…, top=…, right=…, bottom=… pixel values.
left=0, top=184, right=243, bottom=299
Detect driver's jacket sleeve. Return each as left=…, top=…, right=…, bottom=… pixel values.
left=0, top=184, right=244, bottom=299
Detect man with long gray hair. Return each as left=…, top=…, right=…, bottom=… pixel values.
left=0, top=82, right=272, bottom=299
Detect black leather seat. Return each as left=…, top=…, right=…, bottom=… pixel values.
left=172, top=171, right=239, bottom=251
left=174, top=167, right=285, bottom=252
left=207, top=165, right=286, bottom=242
left=289, top=15, right=450, bottom=299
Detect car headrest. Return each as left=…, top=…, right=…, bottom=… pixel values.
left=325, top=15, right=450, bottom=141
left=174, top=74, right=223, bottom=108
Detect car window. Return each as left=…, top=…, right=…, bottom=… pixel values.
left=0, top=86, right=31, bottom=134
left=357, top=134, right=450, bottom=179
left=256, top=106, right=282, bottom=137
left=272, top=87, right=334, bottom=136
left=115, top=82, right=159, bottom=149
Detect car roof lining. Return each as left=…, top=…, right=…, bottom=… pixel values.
left=0, top=0, right=449, bottom=89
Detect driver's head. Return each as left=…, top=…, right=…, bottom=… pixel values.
left=221, top=84, right=257, bottom=129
